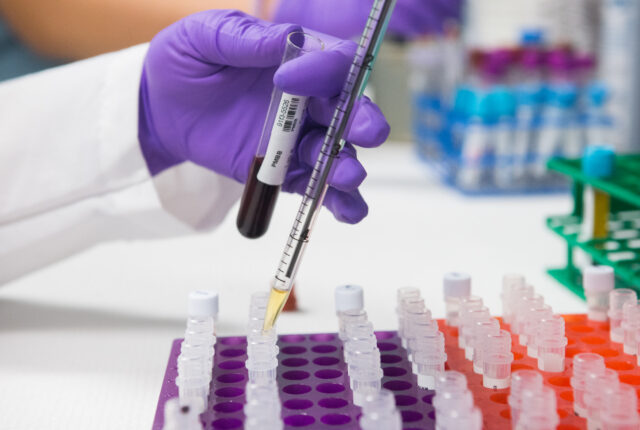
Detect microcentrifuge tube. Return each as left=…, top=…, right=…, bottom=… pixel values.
left=584, top=368, right=619, bottom=430
left=461, top=307, right=490, bottom=359
left=483, top=351, right=514, bottom=389
left=413, top=349, right=447, bottom=390
left=359, top=389, right=402, bottom=430
left=396, top=288, right=421, bottom=341
left=350, top=356, right=383, bottom=406
left=457, top=296, right=484, bottom=349
left=513, top=294, right=545, bottom=340
left=244, top=381, right=284, bottom=430
left=433, top=371, right=474, bottom=419
left=163, top=398, right=204, bottom=430
left=437, top=407, right=483, bottom=430
left=471, top=319, right=500, bottom=373
left=476, top=328, right=510, bottom=377
left=236, top=32, right=324, bottom=238
left=508, top=370, right=544, bottom=428
left=443, top=272, right=471, bottom=327
left=335, top=285, right=364, bottom=336
left=407, top=329, right=442, bottom=370
left=609, top=288, right=637, bottom=343
left=583, top=265, right=615, bottom=322
left=522, top=304, right=553, bottom=354
left=600, top=383, right=640, bottom=430
left=501, top=274, right=526, bottom=325
left=570, top=352, right=605, bottom=417
left=622, top=300, right=640, bottom=355
left=536, top=315, right=567, bottom=372
left=339, top=309, right=368, bottom=342
left=516, top=385, right=559, bottom=430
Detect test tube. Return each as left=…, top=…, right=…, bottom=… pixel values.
left=244, top=381, right=283, bottom=430
left=338, top=309, right=368, bottom=342
left=359, top=389, right=402, bottom=430
left=523, top=304, right=553, bottom=354
left=623, top=300, right=640, bottom=355
left=476, top=328, right=510, bottom=376
left=570, top=353, right=605, bottom=416
left=517, top=385, right=559, bottom=430
left=609, top=288, right=637, bottom=342
left=462, top=307, right=491, bottom=359
left=583, top=266, right=615, bottom=322
left=471, top=319, right=501, bottom=374
left=236, top=32, right=324, bottom=238
left=433, top=371, right=474, bottom=416
left=579, top=146, right=615, bottom=243
left=443, top=272, right=471, bottom=327
left=483, top=351, right=514, bottom=389
left=513, top=294, right=545, bottom=340
left=457, top=297, right=484, bottom=349
left=396, top=287, right=421, bottom=339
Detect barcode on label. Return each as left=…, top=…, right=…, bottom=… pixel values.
left=282, top=97, right=301, bottom=133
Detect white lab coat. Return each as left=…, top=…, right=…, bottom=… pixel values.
left=0, top=44, right=243, bottom=285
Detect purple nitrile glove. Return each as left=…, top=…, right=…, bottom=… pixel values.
left=273, top=0, right=462, bottom=40
left=139, top=10, right=389, bottom=224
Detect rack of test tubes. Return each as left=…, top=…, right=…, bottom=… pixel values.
left=545, top=148, right=640, bottom=298
left=154, top=270, right=640, bottom=429
left=408, top=4, right=609, bottom=195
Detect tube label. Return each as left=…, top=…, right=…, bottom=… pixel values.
left=257, top=93, right=308, bottom=186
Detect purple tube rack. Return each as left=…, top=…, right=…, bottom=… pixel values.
left=152, top=331, right=435, bottom=429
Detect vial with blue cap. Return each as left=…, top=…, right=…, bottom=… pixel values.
left=580, top=145, right=615, bottom=242
left=584, top=81, right=612, bottom=147
left=491, top=86, right=517, bottom=188
left=457, top=90, right=492, bottom=190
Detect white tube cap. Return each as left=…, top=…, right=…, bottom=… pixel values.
left=335, top=285, right=364, bottom=313
left=583, top=266, right=615, bottom=293
left=188, top=290, right=219, bottom=318
left=443, top=272, right=471, bottom=298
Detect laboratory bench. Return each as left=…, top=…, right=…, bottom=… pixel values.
left=0, top=142, right=581, bottom=429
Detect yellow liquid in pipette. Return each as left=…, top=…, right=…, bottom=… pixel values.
left=263, top=287, right=290, bottom=331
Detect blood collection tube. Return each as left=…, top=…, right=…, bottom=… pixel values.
left=236, top=32, right=324, bottom=238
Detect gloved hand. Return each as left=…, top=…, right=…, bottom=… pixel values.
left=273, top=0, right=462, bottom=40
left=139, top=10, right=389, bottom=224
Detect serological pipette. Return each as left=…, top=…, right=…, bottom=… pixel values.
left=263, top=0, right=397, bottom=331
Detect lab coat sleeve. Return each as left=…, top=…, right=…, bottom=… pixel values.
left=0, top=44, right=243, bottom=285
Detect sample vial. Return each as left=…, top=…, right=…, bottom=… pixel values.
left=584, top=368, right=619, bottom=430
left=443, top=272, right=471, bottom=327
left=396, top=287, right=421, bottom=340
left=508, top=370, right=544, bottom=427
left=461, top=307, right=490, bottom=359
left=244, top=381, right=284, bottom=430
left=335, top=284, right=365, bottom=334
left=622, top=301, right=640, bottom=355
left=433, top=371, right=474, bottom=416
left=359, top=389, right=402, bottom=430
left=517, top=385, right=559, bottom=430
left=608, top=288, right=637, bottom=342
left=513, top=294, right=545, bottom=339
left=163, top=397, right=204, bottom=430
left=501, top=273, right=526, bottom=325
left=600, top=383, right=640, bottom=430
left=536, top=315, right=568, bottom=373
left=475, top=328, right=510, bottom=375
left=579, top=145, right=615, bottom=243
left=471, top=319, right=501, bottom=373
left=437, top=407, right=483, bottom=430
left=236, top=32, right=324, bottom=238
left=583, top=265, right=615, bottom=322
left=571, top=353, right=606, bottom=416
left=522, top=304, right=553, bottom=354
left=483, top=351, right=514, bottom=389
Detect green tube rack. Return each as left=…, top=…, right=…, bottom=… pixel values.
left=546, top=154, right=640, bottom=298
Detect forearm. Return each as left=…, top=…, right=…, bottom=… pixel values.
left=0, top=0, right=260, bottom=59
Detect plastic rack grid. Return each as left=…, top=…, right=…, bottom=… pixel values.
left=546, top=155, right=640, bottom=298
left=152, top=315, right=640, bottom=429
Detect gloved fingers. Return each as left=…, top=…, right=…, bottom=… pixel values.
left=274, top=39, right=357, bottom=97
left=283, top=165, right=369, bottom=223
left=169, top=10, right=302, bottom=69
left=323, top=188, right=369, bottom=224
left=297, top=131, right=367, bottom=191
left=307, top=96, right=390, bottom=148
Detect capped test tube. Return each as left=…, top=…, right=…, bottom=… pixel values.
left=335, top=285, right=364, bottom=339
left=570, top=353, right=605, bottom=416
left=443, top=272, right=471, bottom=327
left=359, top=389, right=402, bottom=430
left=508, top=370, right=544, bottom=427
left=583, top=266, right=615, bottom=322
left=236, top=32, right=324, bottom=238
left=609, top=288, right=637, bottom=342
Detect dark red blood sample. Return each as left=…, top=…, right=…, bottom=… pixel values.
left=282, top=285, right=298, bottom=312
left=236, top=157, right=279, bottom=239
